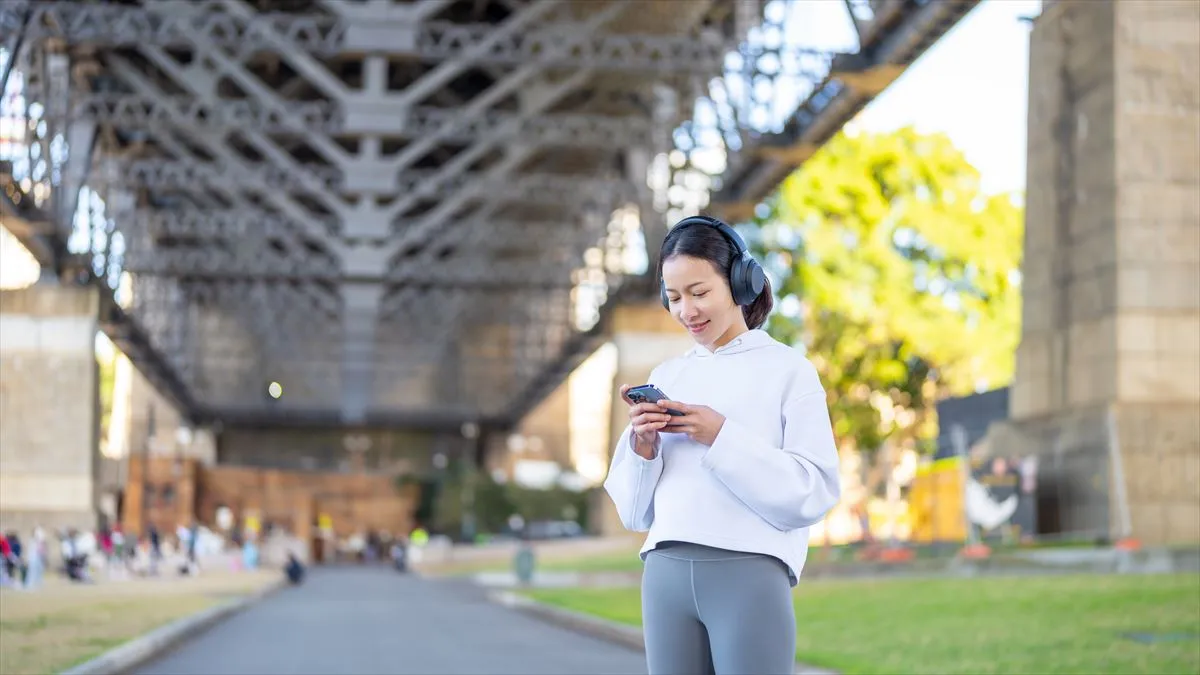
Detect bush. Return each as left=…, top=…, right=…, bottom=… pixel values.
left=425, top=470, right=594, bottom=539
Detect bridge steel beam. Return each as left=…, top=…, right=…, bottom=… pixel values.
left=0, top=0, right=979, bottom=429
left=710, top=0, right=983, bottom=221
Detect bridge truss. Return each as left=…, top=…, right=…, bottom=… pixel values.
left=0, top=0, right=977, bottom=433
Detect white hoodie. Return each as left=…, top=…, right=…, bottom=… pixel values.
left=603, top=329, right=840, bottom=585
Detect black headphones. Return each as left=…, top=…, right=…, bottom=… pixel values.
left=660, top=215, right=766, bottom=309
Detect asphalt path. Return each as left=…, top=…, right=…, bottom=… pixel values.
left=135, top=566, right=647, bottom=675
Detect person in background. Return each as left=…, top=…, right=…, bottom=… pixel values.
left=284, top=551, right=305, bottom=585
left=148, top=524, right=162, bottom=575
left=25, top=526, right=47, bottom=589
left=242, top=535, right=260, bottom=571
left=0, top=535, right=12, bottom=587
left=4, top=531, right=24, bottom=585
left=390, top=536, right=409, bottom=573
left=408, top=525, right=428, bottom=565
left=98, top=525, right=114, bottom=575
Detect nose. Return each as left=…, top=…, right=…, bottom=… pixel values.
left=677, top=298, right=698, bottom=321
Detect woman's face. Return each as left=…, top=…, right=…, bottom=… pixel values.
left=661, top=254, right=748, bottom=350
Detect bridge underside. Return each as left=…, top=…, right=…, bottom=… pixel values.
left=1, top=0, right=977, bottom=433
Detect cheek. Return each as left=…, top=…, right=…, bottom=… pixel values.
left=703, top=296, right=728, bottom=315
left=715, top=299, right=740, bottom=322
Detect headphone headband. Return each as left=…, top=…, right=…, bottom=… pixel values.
left=672, top=215, right=751, bottom=258
left=661, top=214, right=766, bottom=309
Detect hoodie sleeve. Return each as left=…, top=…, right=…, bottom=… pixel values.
left=602, top=425, right=665, bottom=532
left=699, top=373, right=841, bottom=532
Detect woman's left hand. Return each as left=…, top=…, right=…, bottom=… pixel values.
left=658, top=401, right=726, bottom=446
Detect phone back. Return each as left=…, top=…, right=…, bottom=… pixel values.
left=627, top=384, right=666, bottom=405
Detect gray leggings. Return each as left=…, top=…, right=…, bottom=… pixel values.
left=641, top=542, right=796, bottom=675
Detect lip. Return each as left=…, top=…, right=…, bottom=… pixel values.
left=686, top=320, right=710, bottom=334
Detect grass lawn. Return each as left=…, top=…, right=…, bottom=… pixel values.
left=535, top=549, right=644, bottom=573
left=0, top=570, right=278, bottom=675
left=427, top=540, right=1114, bottom=577
left=420, top=547, right=645, bottom=577
left=523, top=573, right=1200, bottom=674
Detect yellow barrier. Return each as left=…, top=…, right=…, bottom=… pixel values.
left=907, top=457, right=967, bottom=543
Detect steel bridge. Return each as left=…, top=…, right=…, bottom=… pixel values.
left=0, top=0, right=976, bottom=435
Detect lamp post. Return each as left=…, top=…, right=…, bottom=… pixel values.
left=460, top=422, right=479, bottom=543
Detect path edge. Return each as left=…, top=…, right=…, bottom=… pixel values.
left=60, top=577, right=288, bottom=675
left=488, top=590, right=839, bottom=675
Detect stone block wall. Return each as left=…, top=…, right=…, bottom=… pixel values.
left=124, top=356, right=217, bottom=465
left=1001, top=0, right=1199, bottom=544
left=0, top=285, right=100, bottom=534
left=1112, top=0, right=1200, bottom=405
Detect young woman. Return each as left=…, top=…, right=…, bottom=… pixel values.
left=604, top=215, right=841, bottom=675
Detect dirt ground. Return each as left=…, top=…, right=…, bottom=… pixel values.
left=0, top=568, right=279, bottom=675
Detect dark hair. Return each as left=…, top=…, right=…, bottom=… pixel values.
left=658, top=222, right=774, bottom=330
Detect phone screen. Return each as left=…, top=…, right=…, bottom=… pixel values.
left=627, top=385, right=685, bottom=416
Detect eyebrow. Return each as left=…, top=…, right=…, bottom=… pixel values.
left=665, top=282, right=708, bottom=293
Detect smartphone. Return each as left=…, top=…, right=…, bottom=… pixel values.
left=626, top=384, right=685, bottom=416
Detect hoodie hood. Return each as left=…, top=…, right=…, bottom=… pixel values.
left=688, top=329, right=777, bottom=358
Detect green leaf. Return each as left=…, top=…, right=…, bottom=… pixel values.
left=751, top=127, right=1024, bottom=456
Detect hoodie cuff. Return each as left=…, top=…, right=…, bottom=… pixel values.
left=700, top=417, right=744, bottom=474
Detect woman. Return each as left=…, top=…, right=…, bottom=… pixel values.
left=604, top=215, right=841, bottom=675
left=25, top=527, right=47, bottom=589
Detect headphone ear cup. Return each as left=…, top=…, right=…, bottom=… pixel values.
left=728, top=256, right=767, bottom=306
left=728, top=259, right=746, bottom=305
left=728, top=257, right=752, bottom=305
left=747, top=260, right=766, bottom=298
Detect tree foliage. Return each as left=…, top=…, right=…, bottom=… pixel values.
left=422, top=463, right=594, bottom=539
left=98, top=347, right=116, bottom=446
left=753, top=127, right=1023, bottom=458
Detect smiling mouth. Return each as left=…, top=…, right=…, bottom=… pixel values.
left=686, top=321, right=709, bottom=333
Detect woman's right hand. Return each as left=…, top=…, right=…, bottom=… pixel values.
left=620, top=384, right=673, bottom=460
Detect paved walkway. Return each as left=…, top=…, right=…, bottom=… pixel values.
left=136, top=566, right=647, bottom=675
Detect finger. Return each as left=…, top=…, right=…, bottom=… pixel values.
left=629, top=406, right=656, bottom=421
left=633, top=402, right=667, bottom=415
left=634, top=421, right=668, bottom=436
left=659, top=400, right=690, bottom=414
left=619, top=384, right=633, bottom=405
left=633, top=413, right=673, bottom=427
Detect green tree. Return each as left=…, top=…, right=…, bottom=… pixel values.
left=429, top=465, right=595, bottom=539
left=752, top=127, right=1023, bottom=494
left=98, top=348, right=116, bottom=447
